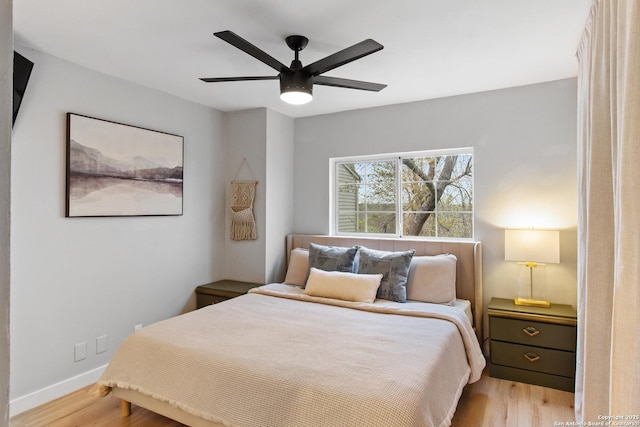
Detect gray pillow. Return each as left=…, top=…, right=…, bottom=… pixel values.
left=356, top=246, right=415, bottom=302
left=303, top=242, right=358, bottom=289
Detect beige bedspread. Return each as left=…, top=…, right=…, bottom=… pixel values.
left=94, top=284, right=486, bottom=427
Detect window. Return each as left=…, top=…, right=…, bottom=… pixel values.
left=332, top=148, right=473, bottom=239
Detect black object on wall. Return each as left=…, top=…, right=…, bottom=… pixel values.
left=13, top=51, right=34, bottom=126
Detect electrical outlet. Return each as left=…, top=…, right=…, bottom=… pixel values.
left=96, top=335, right=108, bottom=354
left=74, top=342, right=87, bottom=362
left=134, top=324, right=142, bottom=331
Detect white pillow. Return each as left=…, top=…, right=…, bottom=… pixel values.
left=284, top=248, right=309, bottom=286
left=406, top=254, right=457, bottom=304
left=303, top=268, right=383, bottom=303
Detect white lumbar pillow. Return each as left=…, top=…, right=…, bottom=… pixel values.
left=303, top=268, right=383, bottom=303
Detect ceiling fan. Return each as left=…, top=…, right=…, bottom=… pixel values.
left=200, top=30, right=387, bottom=105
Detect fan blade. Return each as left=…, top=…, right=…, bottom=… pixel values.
left=302, top=39, right=383, bottom=76
left=200, top=76, right=278, bottom=83
left=314, top=76, right=386, bottom=92
left=215, top=30, right=289, bottom=73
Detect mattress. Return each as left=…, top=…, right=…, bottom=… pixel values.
left=95, top=284, right=485, bottom=427
left=452, top=298, right=473, bottom=324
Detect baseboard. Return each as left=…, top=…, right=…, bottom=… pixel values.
left=9, top=364, right=108, bottom=417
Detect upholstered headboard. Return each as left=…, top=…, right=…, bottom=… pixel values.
left=286, top=234, right=483, bottom=343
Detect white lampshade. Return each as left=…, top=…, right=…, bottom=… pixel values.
left=505, top=229, right=560, bottom=264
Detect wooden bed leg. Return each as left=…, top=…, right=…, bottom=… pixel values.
left=121, top=399, right=132, bottom=417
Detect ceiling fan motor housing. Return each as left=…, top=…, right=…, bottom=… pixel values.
left=280, top=71, right=313, bottom=97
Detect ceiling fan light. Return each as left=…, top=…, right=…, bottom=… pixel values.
left=280, top=72, right=313, bottom=105
left=280, top=89, right=313, bottom=105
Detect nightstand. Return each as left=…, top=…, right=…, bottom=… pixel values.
left=196, top=280, right=262, bottom=309
left=488, top=297, right=577, bottom=392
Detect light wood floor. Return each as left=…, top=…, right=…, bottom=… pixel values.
left=11, top=370, right=575, bottom=427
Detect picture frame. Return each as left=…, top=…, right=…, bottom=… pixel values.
left=66, top=113, right=184, bottom=217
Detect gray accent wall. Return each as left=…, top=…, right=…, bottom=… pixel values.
left=224, top=108, right=294, bottom=284
left=264, top=109, right=295, bottom=283
left=9, top=47, right=227, bottom=408
left=294, top=79, right=579, bottom=335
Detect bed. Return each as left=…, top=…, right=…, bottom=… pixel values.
left=93, top=235, right=486, bottom=427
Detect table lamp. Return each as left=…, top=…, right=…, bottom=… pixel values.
left=505, top=229, right=560, bottom=308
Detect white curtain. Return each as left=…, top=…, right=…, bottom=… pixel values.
left=575, top=0, right=640, bottom=421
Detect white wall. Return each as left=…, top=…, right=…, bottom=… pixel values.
left=10, top=47, right=227, bottom=411
left=294, top=79, right=579, bottom=335
left=1, top=0, right=13, bottom=423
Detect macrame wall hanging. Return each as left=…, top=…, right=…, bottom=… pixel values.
left=230, top=159, right=258, bottom=241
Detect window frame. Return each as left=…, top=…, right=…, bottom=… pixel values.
left=330, top=147, right=474, bottom=240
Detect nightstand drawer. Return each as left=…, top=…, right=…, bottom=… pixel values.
left=490, top=316, right=576, bottom=351
left=489, top=364, right=575, bottom=392
left=196, top=294, right=228, bottom=307
left=490, top=341, right=576, bottom=378
left=195, top=280, right=262, bottom=309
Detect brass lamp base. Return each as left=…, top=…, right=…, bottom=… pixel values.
left=514, top=297, right=551, bottom=308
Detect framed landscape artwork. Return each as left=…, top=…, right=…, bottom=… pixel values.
left=66, top=113, right=184, bottom=217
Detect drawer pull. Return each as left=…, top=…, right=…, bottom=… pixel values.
left=523, top=352, right=541, bottom=363
left=522, top=326, right=540, bottom=337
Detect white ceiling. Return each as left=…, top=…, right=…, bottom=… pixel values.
left=13, top=0, right=593, bottom=118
